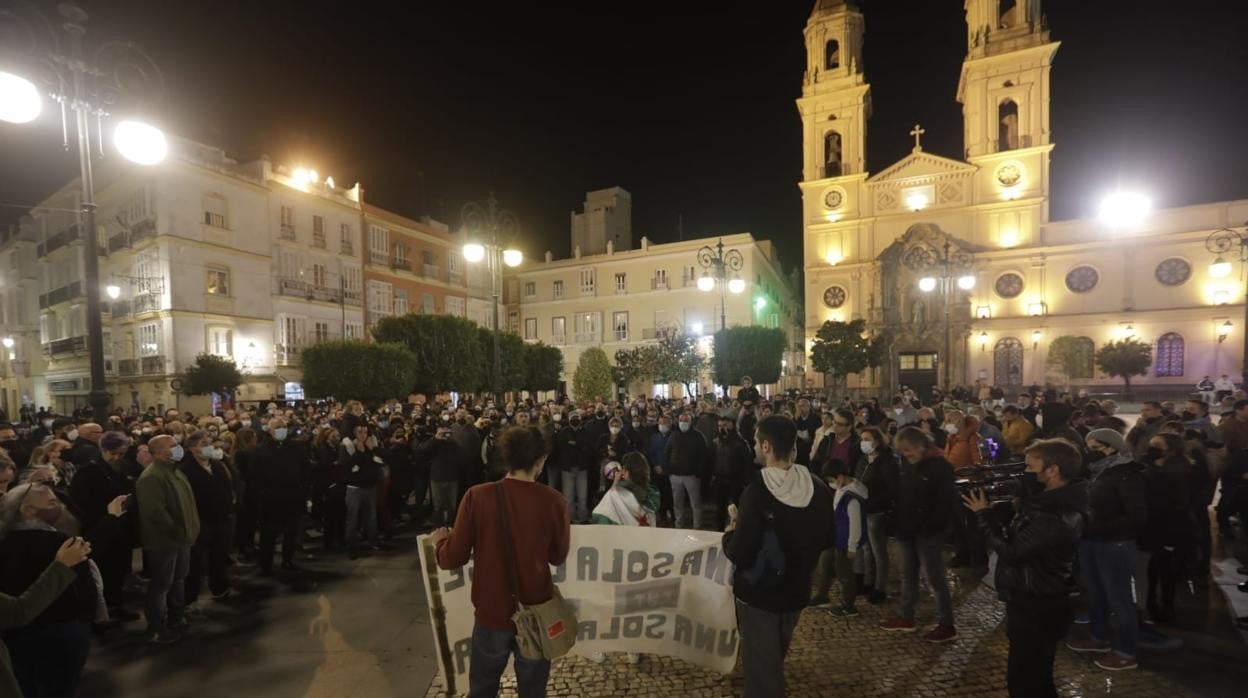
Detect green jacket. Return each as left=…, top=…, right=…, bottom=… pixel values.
left=137, top=459, right=201, bottom=551
left=0, top=561, right=76, bottom=698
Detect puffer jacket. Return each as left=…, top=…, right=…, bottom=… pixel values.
left=1084, top=454, right=1147, bottom=542
left=977, top=481, right=1087, bottom=600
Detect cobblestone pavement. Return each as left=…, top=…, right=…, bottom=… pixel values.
left=425, top=551, right=1248, bottom=697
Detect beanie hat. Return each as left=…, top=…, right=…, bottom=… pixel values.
left=99, top=431, right=130, bottom=451
left=1086, top=427, right=1125, bottom=453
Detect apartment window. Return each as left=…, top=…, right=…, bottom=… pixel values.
left=207, top=327, right=232, bottom=357
left=369, top=226, right=389, bottom=264
left=422, top=293, right=435, bottom=314
left=345, top=322, right=363, bottom=339
left=421, top=250, right=434, bottom=265
left=524, top=317, right=537, bottom=340
left=552, top=316, right=566, bottom=345
left=654, top=268, right=668, bottom=288
left=448, top=253, right=461, bottom=276
left=524, top=281, right=536, bottom=298
left=614, top=273, right=626, bottom=293
left=445, top=296, right=466, bottom=317
left=768, top=313, right=779, bottom=328
left=508, top=310, right=519, bottom=334
left=339, top=223, right=354, bottom=255
left=367, top=280, right=392, bottom=316
left=311, top=263, right=328, bottom=289
left=580, top=269, right=596, bottom=294
left=205, top=267, right=230, bottom=296
left=138, top=323, right=160, bottom=356
left=343, top=266, right=362, bottom=297
left=394, top=241, right=407, bottom=265
left=553, top=280, right=565, bottom=299
left=280, top=205, right=295, bottom=238
left=613, top=311, right=629, bottom=341
left=278, top=315, right=305, bottom=348
left=203, top=193, right=228, bottom=229
left=574, top=311, right=601, bottom=344
left=312, top=215, right=325, bottom=247
left=314, top=321, right=331, bottom=343
left=393, top=289, right=409, bottom=315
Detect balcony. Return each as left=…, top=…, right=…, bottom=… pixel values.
left=369, top=251, right=388, bottom=265
left=650, top=278, right=669, bottom=290
left=118, top=359, right=139, bottom=377
left=39, top=281, right=84, bottom=309
left=613, top=329, right=629, bottom=342
left=133, top=293, right=161, bottom=314
left=343, top=289, right=363, bottom=306
left=574, top=332, right=599, bottom=344
left=279, top=224, right=296, bottom=241
left=277, top=277, right=310, bottom=297
left=308, top=285, right=343, bottom=303
left=312, top=231, right=326, bottom=249
left=390, top=258, right=412, bottom=272
left=552, top=333, right=566, bottom=345
left=421, top=263, right=440, bottom=280
left=275, top=343, right=302, bottom=366
left=641, top=327, right=660, bottom=340
left=340, top=240, right=354, bottom=256
left=42, top=335, right=87, bottom=356
left=37, top=225, right=80, bottom=258
left=140, top=355, right=164, bottom=374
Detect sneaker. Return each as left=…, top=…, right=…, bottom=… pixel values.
left=923, top=624, right=958, bottom=643
left=829, top=605, right=859, bottom=618
left=880, top=617, right=917, bottom=632
left=211, top=590, right=234, bottom=602
left=1094, top=653, right=1138, bottom=671
left=867, top=590, right=888, bottom=605
left=807, top=595, right=831, bottom=608
left=1066, top=637, right=1111, bottom=653
left=148, top=631, right=182, bottom=646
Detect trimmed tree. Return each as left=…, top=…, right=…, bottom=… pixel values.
left=1094, top=337, right=1152, bottom=399
left=302, top=340, right=418, bottom=402
left=572, top=347, right=615, bottom=402
left=182, top=353, right=243, bottom=398
left=476, top=327, right=528, bottom=393
left=711, top=326, right=786, bottom=389
left=524, top=342, right=564, bottom=395
left=371, top=314, right=484, bottom=393
left=655, top=324, right=707, bottom=398
left=808, top=319, right=883, bottom=393
left=1045, top=335, right=1091, bottom=387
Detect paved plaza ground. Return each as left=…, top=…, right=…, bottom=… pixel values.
left=80, top=523, right=1248, bottom=698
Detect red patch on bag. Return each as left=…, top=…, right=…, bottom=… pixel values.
left=547, top=620, right=565, bottom=639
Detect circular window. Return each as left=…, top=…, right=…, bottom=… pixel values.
left=1065, top=266, right=1099, bottom=294
left=1154, top=257, right=1191, bottom=286
left=994, top=272, right=1024, bottom=299
left=823, top=187, right=845, bottom=210
left=822, top=285, right=847, bottom=309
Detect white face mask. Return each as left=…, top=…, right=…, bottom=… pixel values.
left=894, top=407, right=904, bottom=415
left=860, top=440, right=876, bottom=455
left=66, top=429, right=79, bottom=442
left=552, top=414, right=562, bottom=422
left=199, top=446, right=214, bottom=459
left=944, top=423, right=959, bottom=434
left=609, top=427, right=621, bottom=435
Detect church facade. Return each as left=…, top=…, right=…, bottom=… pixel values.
left=801, top=0, right=1248, bottom=399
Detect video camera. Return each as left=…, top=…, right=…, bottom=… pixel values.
left=955, top=457, right=1027, bottom=503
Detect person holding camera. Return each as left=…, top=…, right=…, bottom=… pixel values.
left=963, top=438, right=1086, bottom=697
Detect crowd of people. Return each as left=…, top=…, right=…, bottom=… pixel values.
left=0, top=373, right=1246, bottom=697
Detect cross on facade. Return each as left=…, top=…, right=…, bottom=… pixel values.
left=910, top=123, right=925, bottom=151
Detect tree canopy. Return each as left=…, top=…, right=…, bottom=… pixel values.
left=1094, top=338, right=1152, bottom=397
left=301, top=340, right=418, bottom=402
left=572, top=347, right=615, bottom=402
left=371, top=314, right=484, bottom=393
left=524, top=342, right=564, bottom=393
left=181, top=353, right=243, bottom=396
left=711, top=326, right=786, bottom=387
left=808, top=319, right=883, bottom=389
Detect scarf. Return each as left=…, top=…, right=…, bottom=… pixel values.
left=761, top=463, right=814, bottom=508
left=592, top=482, right=654, bottom=526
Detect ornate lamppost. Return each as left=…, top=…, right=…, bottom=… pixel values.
left=696, top=239, right=746, bottom=332
left=1205, top=223, right=1248, bottom=387
left=461, top=194, right=522, bottom=403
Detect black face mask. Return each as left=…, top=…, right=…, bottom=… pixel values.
left=570, top=419, right=581, bottom=428
left=0, top=439, right=16, bottom=452
left=1020, top=471, right=1044, bottom=495
left=718, top=428, right=732, bottom=438
left=1145, top=446, right=1165, bottom=462
left=1180, top=411, right=1195, bottom=421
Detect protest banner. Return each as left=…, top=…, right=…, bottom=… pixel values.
left=418, top=525, right=739, bottom=695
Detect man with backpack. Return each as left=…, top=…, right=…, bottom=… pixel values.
left=723, top=415, right=835, bottom=697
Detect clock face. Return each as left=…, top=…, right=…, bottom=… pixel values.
left=994, top=272, right=1024, bottom=299
left=996, top=162, right=1023, bottom=188
left=1065, top=266, right=1099, bottom=294
left=1155, top=257, right=1191, bottom=286
left=823, top=285, right=847, bottom=309
left=823, top=188, right=845, bottom=210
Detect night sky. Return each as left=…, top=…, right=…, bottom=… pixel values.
left=3, top=0, right=1247, bottom=276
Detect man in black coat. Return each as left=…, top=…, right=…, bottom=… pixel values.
left=665, top=412, right=711, bottom=529
left=792, top=398, right=821, bottom=466
left=712, top=416, right=755, bottom=529
left=340, top=423, right=383, bottom=556
left=68, top=431, right=138, bottom=619
left=966, top=438, right=1087, bottom=697
left=555, top=414, right=595, bottom=522
left=253, top=417, right=308, bottom=574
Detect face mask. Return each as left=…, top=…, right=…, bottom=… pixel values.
left=173, top=434, right=183, bottom=444
left=142, top=427, right=153, bottom=434
left=377, top=421, right=390, bottom=430
left=274, top=428, right=288, bottom=442
left=659, top=424, right=671, bottom=434
left=212, top=447, right=225, bottom=460
left=0, top=439, right=15, bottom=451
left=570, top=419, right=581, bottom=428
left=1145, top=446, right=1165, bottom=462
left=632, top=421, right=641, bottom=429
left=596, top=412, right=606, bottom=420
left=678, top=422, right=691, bottom=433
left=65, top=429, right=79, bottom=442
left=609, top=426, right=621, bottom=436
left=200, top=446, right=214, bottom=459
left=1021, top=470, right=1044, bottom=495
left=552, top=413, right=562, bottom=422
left=506, top=410, right=514, bottom=416
left=943, top=423, right=959, bottom=434
left=893, top=408, right=904, bottom=415
left=42, top=420, right=53, bottom=429
left=860, top=440, right=875, bottom=455
left=1180, top=411, right=1195, bottom=421
left=170, top=445, right=185, bottom=462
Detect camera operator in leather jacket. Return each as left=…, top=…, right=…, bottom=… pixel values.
left=963, top=438, right=1086, bottom=697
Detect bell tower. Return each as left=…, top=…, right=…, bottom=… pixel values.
left=798, top=0, right=870, bottom=183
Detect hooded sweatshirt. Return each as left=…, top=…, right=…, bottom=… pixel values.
left=832, top=479, right=869, bottom=552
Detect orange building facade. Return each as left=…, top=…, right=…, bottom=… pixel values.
left=360, top=204, right=468, bottom=331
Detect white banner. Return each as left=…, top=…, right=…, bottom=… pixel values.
left=418, top=525, right=739, bottom=695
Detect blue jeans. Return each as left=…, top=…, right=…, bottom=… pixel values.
left=146, top=546, right=191, bottom=635
left=1079, top=539, right=1139, bottom=658
left=562, top=469, right=588, bottom=522
left=468, top=623, right=550, bottom=698
left=898, top=533, right=954, bottom=626
left=345, top=485, right=379, bottom=548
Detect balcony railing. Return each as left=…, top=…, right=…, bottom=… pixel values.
left=552, top=333, right=566, bottom=345
left=37, top=225, right=80, bottom=258
left=641, top=327, right=660, bottom=340
left=650, top=278, right=669, bottom=290
left=42, top=335, right=87, bottom=355
left=340, top=240, right=354, bottom=255
left=118, top=359, right=139, bottom=377
left=140, top=355, right=164, bottom=374
left=613, top=329, right=629, bottom=342
left=312, top=231, right=326, bottom=248
left=421, top=263, right=439, bottom=280
left=390, top=258, right=412, bottom=272
left=369, top=250, right=388, bottom=265
left=275, top=343, right=302, bottom=366
left=279, top=224, right=296, bottom=241
left=574, top=332, right=599, bottom=344
left=132, top=293, right=161, bottom=314
left=277, top=277, right=309, bottom=297
left=308, top=286, right=342, bottom=303
left=343, top=289, right=363, bottom=306
left=39, top=281, right=84, bottom=309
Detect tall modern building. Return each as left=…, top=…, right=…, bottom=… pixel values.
left=801, top=0, right=1248, bottom=398
left=570, top=187, right=633, bottom=256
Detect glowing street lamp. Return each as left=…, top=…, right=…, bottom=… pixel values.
left=1, top=337, right=13, bottom=349
left=903, top=239, right=975, bottom=389
left=1098, top=190, right=1151, bottom=227
left=696, top=273, right=715, bottom=292
left=918, top=277, right=937, bottom=292
left=502, top=248, right=524, bottom=268
left=696, top=239, right=745, bottom=332
left=113, top=120, right=168, bottom=165
left=460, top=193, right=522, bottom=402
left=0, top=72, right=42, bottom=124
left=957, top=275, right=976, bottom=290
left=462, top=243, right=486, bottom=263
left=1210, top=257, right=1233, bottom=278
left=105, top=284, right=121, bottom=300
left=727, top=275, right=746, bottom=295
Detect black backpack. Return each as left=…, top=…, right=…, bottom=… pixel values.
left=742, top=510, right=786, bottom=590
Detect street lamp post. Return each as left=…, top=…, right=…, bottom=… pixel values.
left=903, top=240, right=975, bottom=391
left=461, top=194, right=522, bottom=404
left=1, top=3, right=168, bottom=421
left=696, top=239, right=745, bottom=332
left=1205, top=223, right=1248, bottom=388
